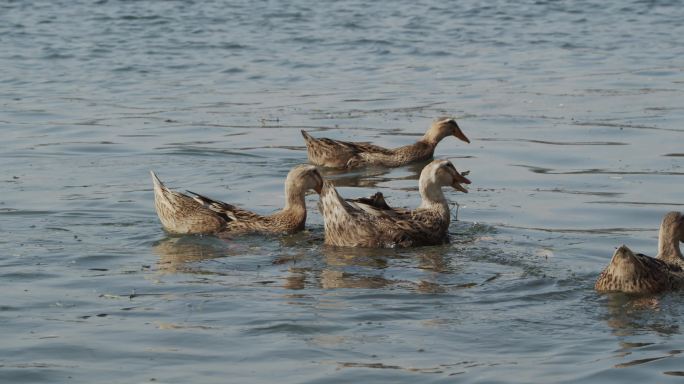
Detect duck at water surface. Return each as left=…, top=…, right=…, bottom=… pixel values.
left=301, top=117, right=470, bottom=168
left=595, top=211, right=684, bottom=294
left=151, top=165, right=323, bottom=236
left=319, top=159, right=471, bottom=248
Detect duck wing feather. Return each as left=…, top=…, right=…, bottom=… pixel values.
left=186, top=190, right=263, bottom=222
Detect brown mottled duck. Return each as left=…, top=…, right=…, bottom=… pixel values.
left=301, top=117, right=469, bottom=168
left=319, top=159, right=471, bottom=248
left=595, top=212, right=684, bottom=294
left=151, top=165, right=323, bottom=236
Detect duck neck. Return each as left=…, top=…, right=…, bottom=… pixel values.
left=283, top=182, right=307, bottom=216
left=418, top=180, right=450, bottom=221
left=421, top=128, right=449, bottom=147
left=658, top=226, right=683, bottom=263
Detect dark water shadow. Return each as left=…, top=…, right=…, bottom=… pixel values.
left=514, top=163, right=684, bottom=176
left=536, top=188, right=625, bottom=198
left=154, top=144, right=265, bottom=158
left=481, top=137, right=628, bottom=146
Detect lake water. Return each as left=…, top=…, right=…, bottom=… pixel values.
left=2, top=0, right=684, bottom=382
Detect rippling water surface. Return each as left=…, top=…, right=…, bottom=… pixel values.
left=2, top=0, right=684, bottom=382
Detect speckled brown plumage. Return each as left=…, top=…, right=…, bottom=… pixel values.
left=348, top=192, right=393, bottom=211
left=301, top=117, right=470, bottom=168
left=319, top=159, right=471, bottom=248
left=595, top=212, right=684, bottom=294
left=595, top=246, right=684, bottom=294
left=151, top=165, right=323, bottom=236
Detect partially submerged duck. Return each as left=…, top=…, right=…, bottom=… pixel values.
left=319, top=159, right=471, bottom=248
left=595, top=211, right=684, bottom=294
left=151, top=165, right=323, bottom=235
left=301, top=117, right=470, bottom=168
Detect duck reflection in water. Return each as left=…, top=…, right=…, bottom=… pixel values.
left=319, top=159, right=431, bottom=189
left=416, top=245, right=459, bottom=274
left=153, top=236, right=232, bottom=274
left=279, top=247, right=393, bottom=290
left=601, top=293, right=680, bottom=338
left=280, top=245, right=454, bottom=292
left=599, top=293, right=683, bottom=370
left=319, top=246, right=393, bottom=289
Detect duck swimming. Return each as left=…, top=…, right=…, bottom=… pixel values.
left=301, top=117, right=470, bottom=168
left=319, top=159, right=471, bottom=248
left=595, top=211, right=684, bottom=294
left=151, top=165, right=323, bottom=235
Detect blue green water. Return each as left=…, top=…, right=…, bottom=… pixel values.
left=2, top=1, right=684, bottom=382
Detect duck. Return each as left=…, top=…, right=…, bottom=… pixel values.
left=319, top=159, right=471, bottom=248
left=301, top=117, right=470, bottom=168
left=595, top=211, right=684, bottom=294
left=151, top=165, right=323, bottom=236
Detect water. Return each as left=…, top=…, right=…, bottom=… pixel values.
left=2, top=0, right=684, bottom=382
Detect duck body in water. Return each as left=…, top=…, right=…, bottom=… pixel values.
left=301, top=117, right=470, bottom=169
left=319, top=159, right=471, bottom=248
left=151, top=165, right=323, bottom=236
left=595, top=212, right=684, bottom=294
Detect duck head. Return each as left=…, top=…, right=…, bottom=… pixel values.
left=287, top=164, right=324, bottom=194
left=424, top=117, right=470, bottom=144
left=657, top=211, right=684, bottom=263
left=660, top=211, right=684, bottom=243
left=421, top=159, right=471, bottom=193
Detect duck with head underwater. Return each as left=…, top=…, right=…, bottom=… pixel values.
left=595, top=211, right=684, bottom=294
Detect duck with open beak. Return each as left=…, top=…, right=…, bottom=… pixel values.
left=319, top=159, right=472, bottom=248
